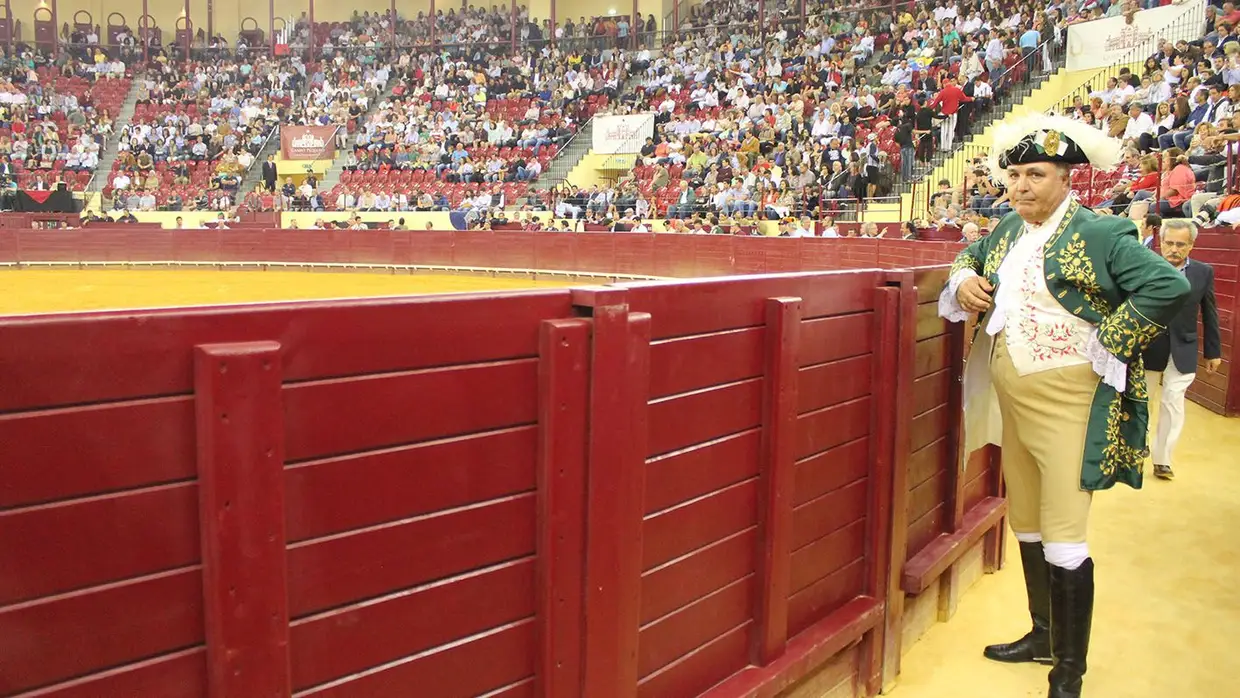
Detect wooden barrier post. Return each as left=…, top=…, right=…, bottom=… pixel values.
left=752, top=297, right=801, bottom=666
left=573, top=288, right=651, bottom=698
left=537, top=319, right=592, bottom=698
left=937, top=312, right=971, bottom=622
left=878, top=274, right=915, bottom=692
left=194, top=341, right=291, bottom=698
left=1230, top=279, right=1240, bottom=416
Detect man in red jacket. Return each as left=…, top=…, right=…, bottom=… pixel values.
left=930, top=75, right=973, bottom=152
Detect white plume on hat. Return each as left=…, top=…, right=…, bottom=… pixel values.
left=987, top=112, right=1123, bottom=174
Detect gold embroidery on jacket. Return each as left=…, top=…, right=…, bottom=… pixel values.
left=1097, top=303, right=1165, bottom=361
left=951, top=252, right=980, bottom=277
left=984, top=233, right=1013, bottom=276
left=1054, top=233, right=1112, bottom=316
left=1100, top=393, right=1149, bottom=476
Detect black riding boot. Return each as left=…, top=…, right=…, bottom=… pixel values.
left=983, top=541, right=1052, bottom=664
left=1047, top=558, right=1095, bottom=698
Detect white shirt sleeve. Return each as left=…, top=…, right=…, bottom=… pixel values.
left=938, top=268, right=977, bottom=323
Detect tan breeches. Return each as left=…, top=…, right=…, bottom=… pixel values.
left=990, top=334, right=1096, bottom=543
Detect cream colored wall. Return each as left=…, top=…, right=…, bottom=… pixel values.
left=12, top=0, right=659, bottom=44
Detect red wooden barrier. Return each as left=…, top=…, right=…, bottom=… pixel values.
left=0, top=230, right=962, bottom=277
left=0, top=269, right=944, bottom=698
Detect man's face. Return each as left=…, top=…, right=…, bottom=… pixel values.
left=1006, top=162, right=1070, bottom=224
left=1161, top=226, right=1194, bottom=266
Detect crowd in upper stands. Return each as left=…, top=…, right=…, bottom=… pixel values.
left=9, top=0, right=1240, bottom=233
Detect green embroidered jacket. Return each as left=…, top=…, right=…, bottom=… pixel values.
left=948, top=200, right=1192, bottom=490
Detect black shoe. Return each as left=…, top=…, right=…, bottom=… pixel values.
left=984, top=541, right=1053, bottom=664
left=1047, top=559, right=1095, bottom=698
left=1154, top=464, right=1175, bottom=480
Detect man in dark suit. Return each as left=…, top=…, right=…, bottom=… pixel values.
left=1142, top=219, right=1222, bottom=480
left=262, top=155, right=278, bottom=193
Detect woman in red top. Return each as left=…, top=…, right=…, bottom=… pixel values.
left=1157, top=148, right=1197, bottom=217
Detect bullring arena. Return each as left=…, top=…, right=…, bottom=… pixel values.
left=1, top=1, right=1239, bottom=697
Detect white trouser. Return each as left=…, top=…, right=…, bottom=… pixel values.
left=940, top=112, right=957, bottom=151
left=1148, top=362, right=1197, bottom=467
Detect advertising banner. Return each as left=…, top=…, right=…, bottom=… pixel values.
left=1066, top=0, right=1205, bottom=72
left=592, top=114, right=656, bottom=154
left=281, top=126, right=336, bottom=161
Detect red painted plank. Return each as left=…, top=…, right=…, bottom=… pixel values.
left=790, top=521, right=867, bottom=594
left=699, top=602, right=878, bottom=698
left=406, top=230, right=456, bottom=265
left=285, top=426, right=537, bottom=542
left=642, top=479, right=758, bottom=571
left=613, top=234, right=655, bottom=276
left=574, top=232, right=618, bottom=273
left=648, top=328, right=765, bottom=399
left=348, top=230, right=396, bottom=264
left=638, top=576, right=755, bottom=678
left=792, top=479, right=869, bottom=551
left=901, top=498, right=1008, bottom=594
left=798, top=314, right=874, bottom=367
left=792, top=437, right=869, bottom=506
left=796, top=397, right=870, bottom=460
left=733, top=242, right=772, bottom=276
left=694, top=235, right=737, bottom=277
left=480, top=678, right=537, bottom=698
left=649, top=234, right=695, bottom=277
left=0, top=397, right=196, bottom=509
left=452, top=231, right=497, bottom=267
left=294, top=620, right=536, bottom=698
left=489, top=232, right=538, bottom=270
left=581, top=309, right=650, bottom=698
left=288, top=493, right=536, bottom=616
left=16, top=230, right=82, bottom=261
left=0, top=483, right=199, bottom=606
left=620, top=273, right=880, bottom=340
left=640, top=528, right=756, bottom=626
left=645, top=429, right=761, bottom=515
left=0, top=292, right=572, bottom=412
left=786, top=560, right=867, bottom=638
left=908, top=438, right=951, bottom=490
left=532, top=233, right=578, bottom=271
left=907, top=504, right=948, bottom=561
left=647, top=379, right=763, bottom=456
left=536, top=319, right=590, bottom=698
left=289, top=558, right=536, bottom=690
left=753, top=297, right=801, bottom=665
left=915, top=335, right=951, bottom=378
left=910, top=404, right=951, bottom=453
left=636, top=622, right=752, bottom=698
left=282, top=359, right=537, bottom=461
left=9, top=647, right=207, bottom=698
left=797, top=354, right=873, bottom=414
left=194, top=342, right=290, bottom=698
left=912, top=368, right=952, bottom=418
left=908, top=469, right=951, bottom=524
left=0, top=568, right=204, bottom=695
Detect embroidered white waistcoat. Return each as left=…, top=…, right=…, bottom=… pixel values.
left=1004, top=242, right=1096, bottom=376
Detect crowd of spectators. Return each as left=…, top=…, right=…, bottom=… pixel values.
left=939, top=2, right=1240, bottom=228
left=14, top=0, right=1240, bottom=235
left=101, top=54, right=291, bottom=213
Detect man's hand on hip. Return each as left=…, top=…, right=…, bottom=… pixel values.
left=957, top=275, right=995, bottom=313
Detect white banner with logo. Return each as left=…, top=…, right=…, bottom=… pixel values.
left=1066, top=0, right=1205, bottom=71
left=592, top=113, right=656, bottom=154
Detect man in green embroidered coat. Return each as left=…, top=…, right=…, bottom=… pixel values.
left=938, top=114, right=1191, bottom=698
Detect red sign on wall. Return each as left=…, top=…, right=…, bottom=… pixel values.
left=281, top=126, right=336, bottom=161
